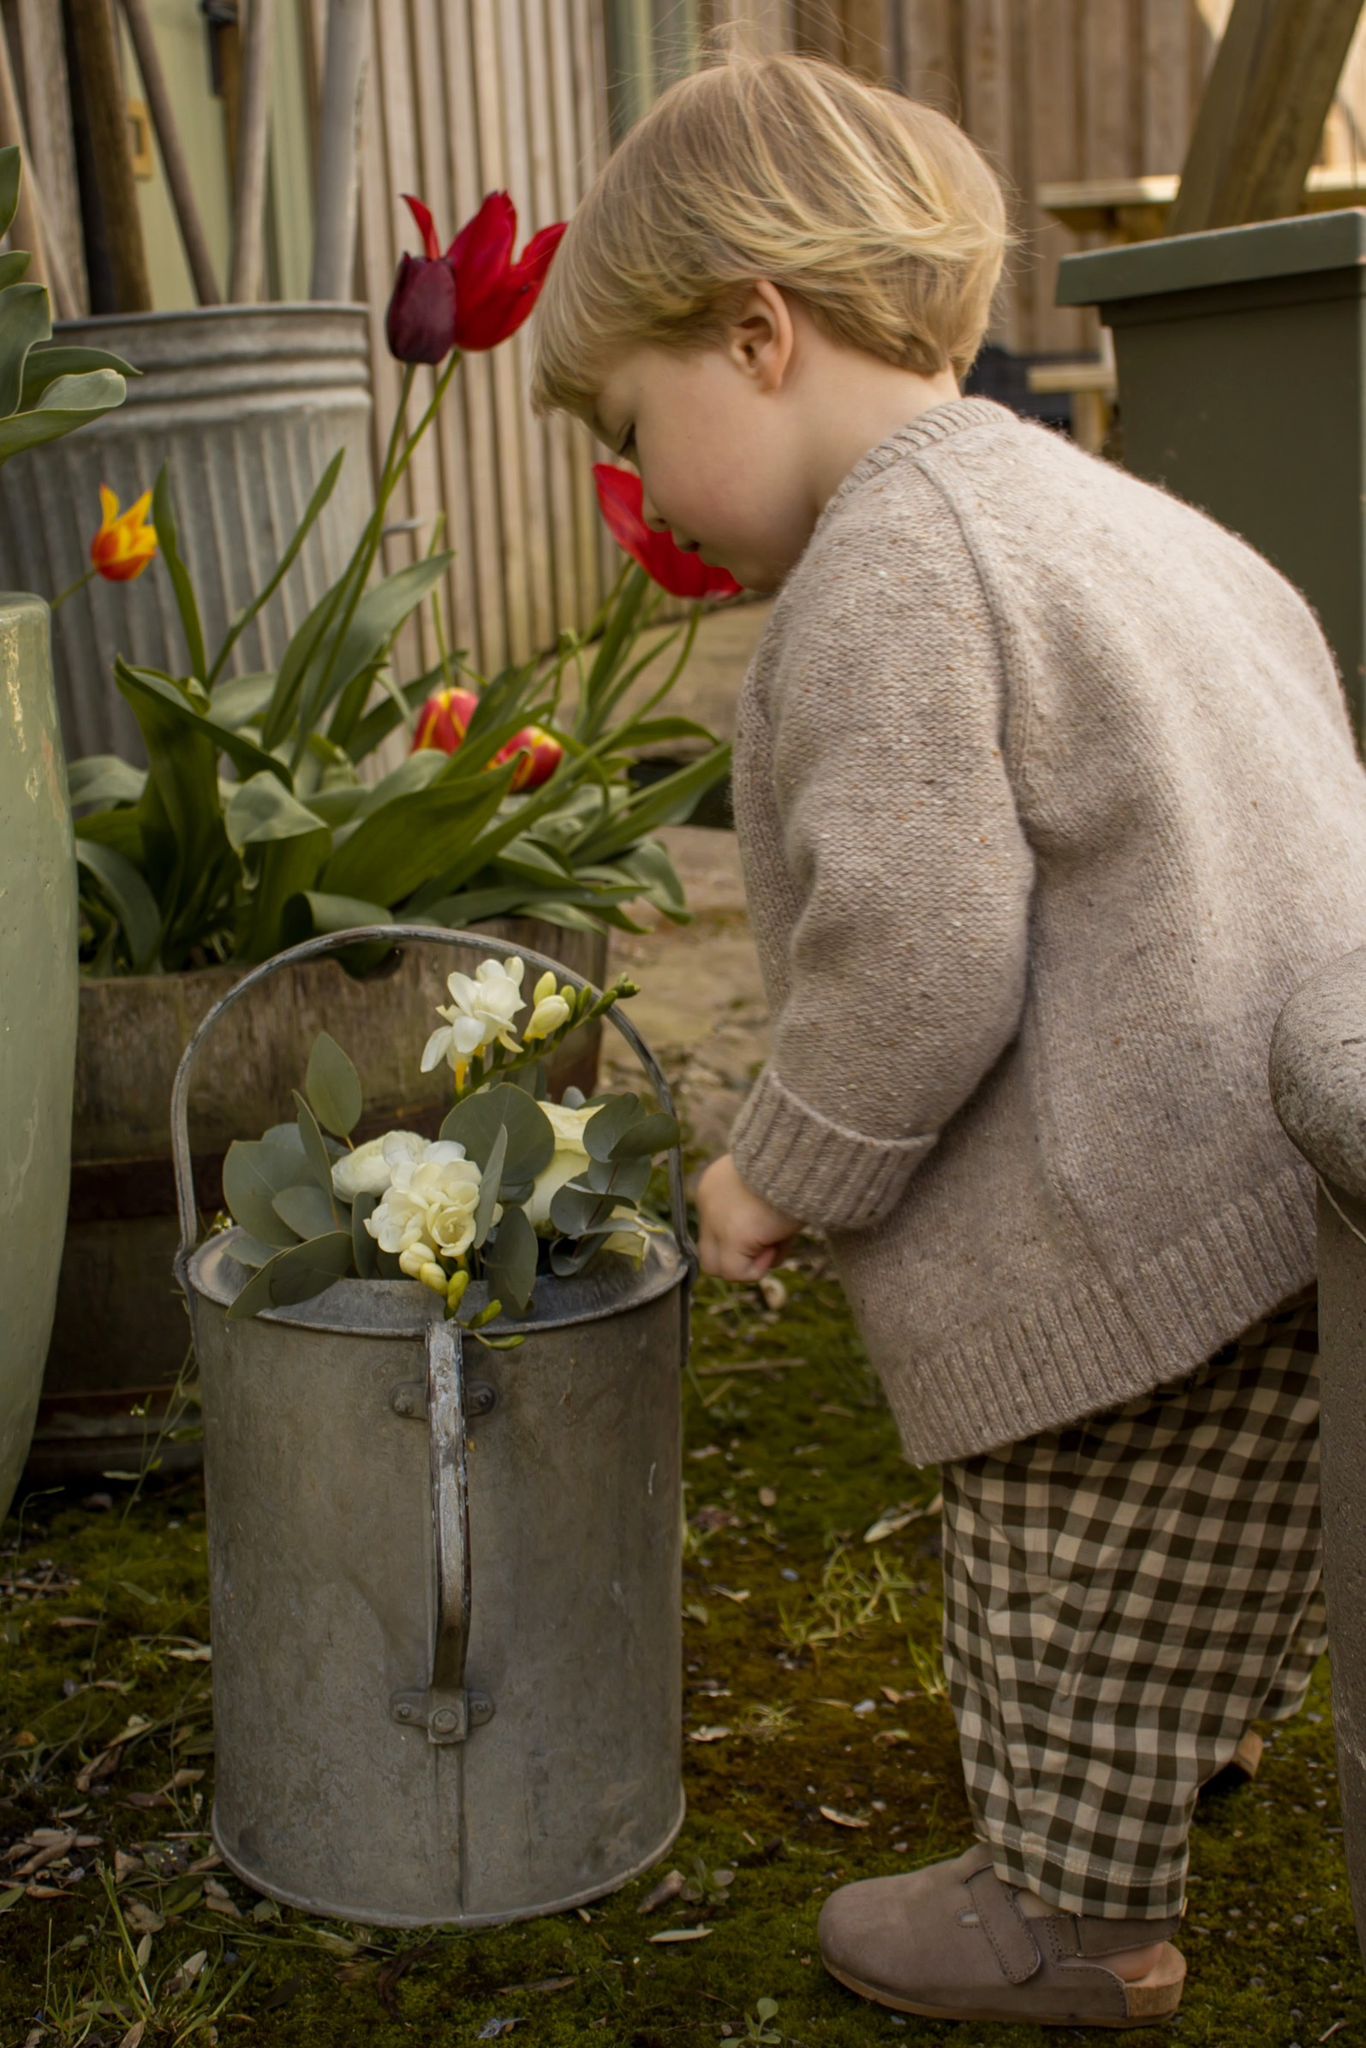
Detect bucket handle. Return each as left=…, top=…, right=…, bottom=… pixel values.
left=169, top=922, right=697, bottom=1280
left=389, top=1315, right=490, bottom=1744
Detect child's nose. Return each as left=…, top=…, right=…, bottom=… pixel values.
left=641, top=491, right=669, bottom=533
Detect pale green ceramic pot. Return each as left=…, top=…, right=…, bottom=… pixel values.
left=0, top=594, right=77, bottom=1519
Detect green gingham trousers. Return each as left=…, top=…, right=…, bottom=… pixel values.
left=939, top=1286, right=1324, bottom=1920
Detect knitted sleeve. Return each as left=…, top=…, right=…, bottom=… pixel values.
left=730, top=506, right=1034, bottom=1232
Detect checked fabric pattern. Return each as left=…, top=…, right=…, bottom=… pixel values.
left=939, top=1288, right=1324, bottom=1919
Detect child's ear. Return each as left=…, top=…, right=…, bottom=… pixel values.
left=729, top=280, right=795, bottom=394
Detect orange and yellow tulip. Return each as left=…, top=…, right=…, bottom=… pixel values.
left=91, top=485, right=158, bottom=583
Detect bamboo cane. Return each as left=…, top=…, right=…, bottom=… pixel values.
left=117, top=0, right=221, bottom=304
left=64, top=0, right=152, bottom=313
left=228, top=0, right=276, bottom=303
left=309, top=0, right=368, bottom=301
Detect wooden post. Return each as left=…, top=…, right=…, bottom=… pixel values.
left=228, top=0, right=276, bottom=303
left=64, top=0, right=152, bottom=313
left=1169, top=0, right=1366, bottom=234
left=12, top=0, right=89, bottom=313
left=309, top=0, right=368, bottom=301
left=118, top=0, right=221, bottom=304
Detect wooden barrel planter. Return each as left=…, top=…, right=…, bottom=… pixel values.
left=28, top=920, right=608, bottom=1483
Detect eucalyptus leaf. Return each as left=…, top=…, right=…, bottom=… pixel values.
left=272, top=1183, right=338, bottom=1240
left=222, top=1139, right=306, bottom=1246
left=582, top=1095, right=639, bottom=1161
left=305, top=1031, right=363, bottom=1139
left=483, top=1204, right=538, bottom=1316
left=226, top=1231, right=280, bottom=1270
left=549, top=1182, right=609, bottom=1238
left=292, top=1091, right=335, bottom=1191
left=227, top=1231, right=354, bottom=1319
left=473, top=1123, right=508, bottom=1250
left=439, top=1086, right=555, bottom=1185
left=607, top=1110, right=680, bottom=1160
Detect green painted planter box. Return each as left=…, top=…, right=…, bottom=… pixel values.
left=1058, top=209, right=1366, bottom=739
left=0, top=594, right=77, bottom=1520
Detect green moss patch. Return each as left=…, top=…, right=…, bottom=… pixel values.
left=2, top=1253, right=1362, bottom=2046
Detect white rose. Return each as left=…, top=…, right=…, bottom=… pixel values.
left=421, top=957, right=527, bottom=1073
left=524, top=1100, right=603, bottom=1233
left=331, top=1128, right=428, bottom=1201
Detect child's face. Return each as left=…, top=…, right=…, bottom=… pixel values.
left=590, top=289, right=827, bottom=595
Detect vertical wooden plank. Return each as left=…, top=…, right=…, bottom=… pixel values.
left=1189, top=0, right=1232, bottom=115
left=1140, top=0, right=1191, bottom=175
left=546, top=0, right=602, bottom=625
left=12, top=0, right=88, bottom=311
left=842, top=0, right=894, bottom=81
left=1321, top=6, right=1366, bottom=169
left=1024, top=0, right=1084, bottom=356
left=499, top=0, right=555, bottom=659
left=960, top=0, right=1015, bottom=350
left=898, top=0, right=960, bottom=118
left=525, top=0, right=579, bottom=637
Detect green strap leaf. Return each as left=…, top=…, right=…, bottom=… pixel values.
left=318, top=765, right=515, bottom=907
left=151, top=465, right=208, bottom=681
left=68, top=754, right=147, bottom=811
left=0, top=147, right=20, bottom=243
left=74, top=838, right=161, bottom=973
left=207, top=447, right=346, bottom=687
left=20, top=343, right=136, bottom=410
left=0, top=368, right=127, bottom=466
left=305, top=1031, right=363, bottom=1140
left=117, top=661, right=292, bottom=789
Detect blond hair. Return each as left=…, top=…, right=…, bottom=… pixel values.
left=529, top=45, right=1014, bottom=424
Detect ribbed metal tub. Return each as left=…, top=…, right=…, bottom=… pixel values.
left=172, top=927, right=692, bottom=1926
left=0, top=305, right=373, bottom=761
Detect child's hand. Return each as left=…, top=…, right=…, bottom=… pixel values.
left=697, top=1153, right=801, bottom=1282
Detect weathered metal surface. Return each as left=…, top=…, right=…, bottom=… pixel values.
left=0, top=597, right=77, bottom=1519
left=0, top=305, right=372, bottom=762
left=29, top=920, right=608, bottom=1481
left=1271, top=946, right=1366, bottom=1967
left=175, top=927, right=692, bottom=1926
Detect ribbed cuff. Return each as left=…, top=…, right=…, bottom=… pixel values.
left=730, top=1065, right=935, bottom=1231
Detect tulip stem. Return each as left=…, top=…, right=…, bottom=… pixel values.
left=50, top=566, right=96, bottom=614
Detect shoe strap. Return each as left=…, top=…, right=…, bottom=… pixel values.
left=964, top=1861, right=1043, bottom=1984
left=1048, top=1906, right=1184, bottom=1959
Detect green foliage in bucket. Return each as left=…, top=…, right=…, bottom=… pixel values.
left=216, top=951, right=678, bottom=1344
left=0, top=145, right=131, bottom=465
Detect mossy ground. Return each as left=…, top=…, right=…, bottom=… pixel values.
left=2, top=1252, right=1362, bottom=2048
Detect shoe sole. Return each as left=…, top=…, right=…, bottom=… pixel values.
left=824, top=1944, right=1187, bottom=2028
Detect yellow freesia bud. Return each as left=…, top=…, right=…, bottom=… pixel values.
left=398, top=1243, right=431, bottom=1278
left=419, top=1261, right=449, bottom=1296
left=446, top=1268, right=470, bottom=1308
left=533, top=969, right=558, bottom=1005
left=524, top=993, right=572, bottom=1041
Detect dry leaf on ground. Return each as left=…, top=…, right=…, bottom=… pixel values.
left=820, top=1806, right=872, bottom=1829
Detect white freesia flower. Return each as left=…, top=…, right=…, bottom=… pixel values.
left=524, top=993, right=572, bottom=1041
left=369, top=1148, right=487, bottom=1262
left=523, top=1100, right=602, bottom=1233
left=603, top=1206, right=654, bottom=1267
left=331, top=1128, right=428, bottom=1201
left=421, top=957, right=527, bottom=1074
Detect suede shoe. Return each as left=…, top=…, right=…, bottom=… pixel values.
left=818, top=1840, right=1186, bottom=2027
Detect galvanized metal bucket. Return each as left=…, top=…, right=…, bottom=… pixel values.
left=172, top=927, right=693, bottom=1927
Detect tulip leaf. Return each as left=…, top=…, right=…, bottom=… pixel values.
left=68, top=754, right=147, bottom=811
left=222, top=1139, right=306, bottom=1246
left=482, top=1203, right=538, bottom=1317
left=207, top=447, right=346, bottom=687
left=225, top=771, right=323, bottom=850
left=351, top=1191, right=379, bottom=1279
left=282, top=889, right=393, bottom=947
left=292, top=1091, right=335, bottom=1192
left=472, top=1124, right=508, bottom=1251
left=0, top=368, right=128, bottom=466
left=272, top=1182, right=338, bottom=1241
left=607, top=1110, right=680, bottom=1161
left=305, top=1031, right=363, bottom=1140
left=0, top=148, right=19, bottom=243
left=347, top=665, right=459, bottom=763
left=117, top=661, right=290, bottom=789
left=576, top=747, right=732, bottom=862
left=0, top=251, right=28, bottom=291
left=317, top=554, right=454, bottom=744
left=439, top=1086, right=555, bottom=1186
left=582, top=1096, right=638, bottom=1161
left=0, top=281, right=50, bottom=419
left=74, top=839, right=161, bottom=974
left=149, top=466, right=206, bottom=679
left=20, top=343, right=136, bottom=410
left=318, top=765, right=515, bottom=907
left=260, top=570, right=352, bottom=750
left=115, top=664, right=229, bottom=939
left=208, top=672, right=274, bottom=731
left=227, top=1231, right=354, bottom=1320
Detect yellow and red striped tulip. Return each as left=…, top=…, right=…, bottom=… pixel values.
left=91, top=485, right=158, bottom=583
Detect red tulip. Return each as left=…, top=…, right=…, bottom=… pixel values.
left=495, top=724, right=563, bottom=793
left=386, top=197, right=459, bottom=363
left=413, top=685, right=479, bottom=752
left=449, top=193, right=566, bottom=351
left=592, top=465, right=742, bottom=601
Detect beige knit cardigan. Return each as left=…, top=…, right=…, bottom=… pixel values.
left=729, top=396, right=1366, bottom=1466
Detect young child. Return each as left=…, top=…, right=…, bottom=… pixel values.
left=529, top=45, right=1366, bottom=2029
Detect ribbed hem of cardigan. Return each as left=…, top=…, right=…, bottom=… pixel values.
left=809, top=397, right=1012, bottom=552
left=731, top=1064, right=935, bottom=1232
left=875, top=1165, right=1317, bottom=1468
